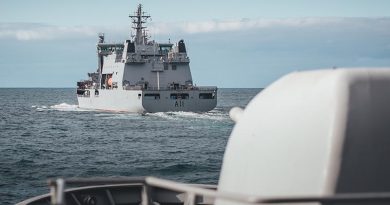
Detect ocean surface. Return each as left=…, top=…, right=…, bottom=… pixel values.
left=0, top=88, right=261, bottom=204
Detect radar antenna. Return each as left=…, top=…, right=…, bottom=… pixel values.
left=129, top=4, right=151, bottom=45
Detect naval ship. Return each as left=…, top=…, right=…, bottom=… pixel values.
left=76, top=4, right=217, bottom=113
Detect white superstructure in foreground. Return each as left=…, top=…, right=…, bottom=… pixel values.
left=77, top=4, right=217, bottom=113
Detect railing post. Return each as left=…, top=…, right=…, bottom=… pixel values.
left=141, top=183, right=151, bottom=205
left=184, top=192, right=196, bottom=205
left=49, top=179, right=66, bottom=205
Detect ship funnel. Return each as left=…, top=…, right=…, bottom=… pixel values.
left=98, top=33, right=105, bottom=43
left=178, top=40, right=186, bottom=53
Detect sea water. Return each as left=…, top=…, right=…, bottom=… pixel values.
left=0, top=88, right=260, bottom=204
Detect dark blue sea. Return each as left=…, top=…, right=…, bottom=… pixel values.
left=0, top=88, right=260, bottom=204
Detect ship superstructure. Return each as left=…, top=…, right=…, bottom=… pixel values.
left=77, top=4, right=217, bottom=113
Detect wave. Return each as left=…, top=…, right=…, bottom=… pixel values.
left=32, top=103, right=230, bottom=121
left=148, top=112, right=178, bottom=120
left=50, top=103, right=78, bottom=111
left=33, top=103, right=83, bottom=112
left=93, top=113, right=142, bottom=119
left=148, top=110, right=229, bottom=121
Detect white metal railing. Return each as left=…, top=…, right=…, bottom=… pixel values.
left=123, top=85, right=143, bottom=90
left=48, top=176, right=390, bottom=205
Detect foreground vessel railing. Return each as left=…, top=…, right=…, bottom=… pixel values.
left=44, top=177, right=390, bottom=205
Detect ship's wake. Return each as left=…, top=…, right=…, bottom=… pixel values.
left=148, top=108, right=229, bottom=121
left=32, top=103, right=231, bottom=121
left=93, top=112, right=142, bottom=119
left=90, top=110, right=229, bottom=121
left=32, top=103, right=83, bottom=112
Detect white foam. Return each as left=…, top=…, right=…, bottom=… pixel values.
left=33, top=103, right=83, bottom=112
left=149, top=111, right=228, bottom=121
left=33, top=103, right=228, bottom=121
left=148, top=112, right=178, bottom=120
left=94, top=113, right=142, bottom=119
left=33, top=105, right=49, bottom=111
left=50, top=103, right=79, bottom=111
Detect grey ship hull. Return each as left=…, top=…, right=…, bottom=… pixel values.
left=77, top=88, right=217, bottom=113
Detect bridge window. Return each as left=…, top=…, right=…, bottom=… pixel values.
left=170, top=93, right=189, bottom=100
left=199, top=93, right=214, bottom=99
left=180, top=93, right=189, bottom=99
left=159, top=45, right=172, bottom=55
left=144, top=93, right=160, bottom=99
left=170, top=94, right=177, bottom=99
left=172, top=64, right=177, bottom=70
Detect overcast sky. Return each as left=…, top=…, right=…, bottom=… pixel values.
left=1, top=0, right=390, bottom=87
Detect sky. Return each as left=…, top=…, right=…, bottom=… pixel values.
left=0, top=0, right=390, bottom=88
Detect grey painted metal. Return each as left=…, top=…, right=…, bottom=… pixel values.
left=77, top=4, right=217, bottom=113
left=217, top=69, right=390, bottom=205
left=17, top=176, right=390, bottom=205
left=142, top=89, right=217, bottom=112
left=17, top=177, right=217, bottom=205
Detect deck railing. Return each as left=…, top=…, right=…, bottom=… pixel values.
left=122, top=86, right=217, bottom=91
left=48, top=177, right=390, bottom=205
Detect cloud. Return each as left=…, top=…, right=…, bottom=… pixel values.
left=0, top=23, right=99, bottom=40
left=149, top=17, right=390, bottom=34
left=1, top=17, right=389, bottom=41
left=1, top=18, right=390, bottom=87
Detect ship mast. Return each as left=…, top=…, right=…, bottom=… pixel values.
left=129, top=4, right=151, bottom=45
